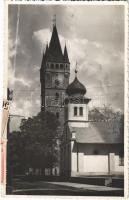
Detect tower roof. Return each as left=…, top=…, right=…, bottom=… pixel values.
left=66, top=70, right=86, bottom=96
left=47, top=25, right=63, bottom=62
left=45, top=43, right=49, bottom=56
left=63, top=44, right=69, bottom=63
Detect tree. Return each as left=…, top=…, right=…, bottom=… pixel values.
left=8, top=111, right=60, bottom=175
left=89, top=105, right=124, bottom=137
left=8, top=131, right=26, bottom=174
left=89, top=105, right=122, bottom=122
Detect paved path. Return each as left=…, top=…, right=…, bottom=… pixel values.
left=11, top=180, right=124, bottom=196
left=45, top=181, right=123, bottom=192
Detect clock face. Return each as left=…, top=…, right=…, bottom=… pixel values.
left=55, top=74, right=64, bottom=87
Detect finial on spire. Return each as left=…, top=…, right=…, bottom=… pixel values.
left=52, top=14, right=56, bottom=27
left=75, top=61, right=78, bottom=77
left=65, top=40, right=66, bottom=46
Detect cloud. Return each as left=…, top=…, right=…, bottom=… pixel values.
left=8, top=5, right=125, bottom=131
left=32, top=29, right=52, bottom=52
left=32, top=27, right=124, bottom=110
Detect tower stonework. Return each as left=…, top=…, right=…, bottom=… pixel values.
left=40, top=24, right=70, bottom=132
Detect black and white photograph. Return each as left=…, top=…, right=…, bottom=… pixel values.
left=2, top=1, right=127, bottom=197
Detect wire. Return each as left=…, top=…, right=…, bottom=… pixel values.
left=13, top=5, right=20, bottom=84
left=12, top=84, right=124, bottom=93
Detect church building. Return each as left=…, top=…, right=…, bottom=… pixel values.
left=61, top=69, right=124, bottom=177
left=40, top=20, right=124, bottom=177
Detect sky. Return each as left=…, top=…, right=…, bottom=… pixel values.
left=8, top=4, right=125, bottom=131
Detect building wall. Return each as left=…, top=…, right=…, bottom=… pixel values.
left=68, top=104, right=89, bottom=128
left=84, top=155, right=109, bottom=173
left=69, top=143, right=124, bottom=175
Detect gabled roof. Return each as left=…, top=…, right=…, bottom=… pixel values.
left=69, top=121, right=123, bottom=144
left=47, top=25, right=63, bottom=62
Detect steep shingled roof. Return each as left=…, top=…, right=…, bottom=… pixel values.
left=47, top=25, right=63, bottom=62
left=69, top=121, right=123, bottom=144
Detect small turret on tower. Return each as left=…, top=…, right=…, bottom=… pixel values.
left=65, top=66, right=91, bottom=128
left=63, top=44, right=69, bottom=64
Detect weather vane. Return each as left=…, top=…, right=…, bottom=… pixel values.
left=52, top=14, right=56, bottom=26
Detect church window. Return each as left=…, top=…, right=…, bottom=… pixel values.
left=56, top=112, right=59, bottom=119
left=55, top=92, right=59, bottom=100
left=56, top=64, right=59, bottom=69
left=51, top=63, right=54, bottom=69
left=79, top=107, right=83, bottom=116
left=74, top=107, right=77, bottom=116
left=60, top=64, right=63, bottom=69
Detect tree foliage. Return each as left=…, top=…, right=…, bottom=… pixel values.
left=8, top=111, right=60, bottom=174
left=89, top=105, right=124, bottom=134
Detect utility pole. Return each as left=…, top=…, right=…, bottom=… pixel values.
left=6, top=88, right=13, bottom=194
left=6, top=90, right=25, bottom=193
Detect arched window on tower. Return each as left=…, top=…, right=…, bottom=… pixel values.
left=56, top=64, right=59, bottom=69
left=51, top=63, right=54, bottom=69
left=60, top=64, right=63, bottom=69
left=55, top=92, right=59, bottom=100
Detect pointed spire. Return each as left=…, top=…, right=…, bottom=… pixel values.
left=41, top=49, right=46, bottom=68
left=48, top=24, right=63, bottom=62
left=52, top=14, right=56, bottom=27
left=64, top=43, right=69, bottom=63
left=45, top=43, right=49, bottom=56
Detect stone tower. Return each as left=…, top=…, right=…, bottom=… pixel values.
left=40, top=23, right=70, bottom=131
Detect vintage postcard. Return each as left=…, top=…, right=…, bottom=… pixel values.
left=1, top=0, right=128, bottom=198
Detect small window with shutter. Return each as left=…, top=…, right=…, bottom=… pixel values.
left=74, top=107, right=77, bottom=116
left=79, top=107, right=83, bottom=116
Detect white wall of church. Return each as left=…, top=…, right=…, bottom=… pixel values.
left=70, top=143, right=124, bottom=175
left=68, top=103, right=89, bottom=128
left=68, top=122, right=89, bottom=128
left=84, top=155, right=109, bottom=173
left=71, top=141, right=77, bottom=173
